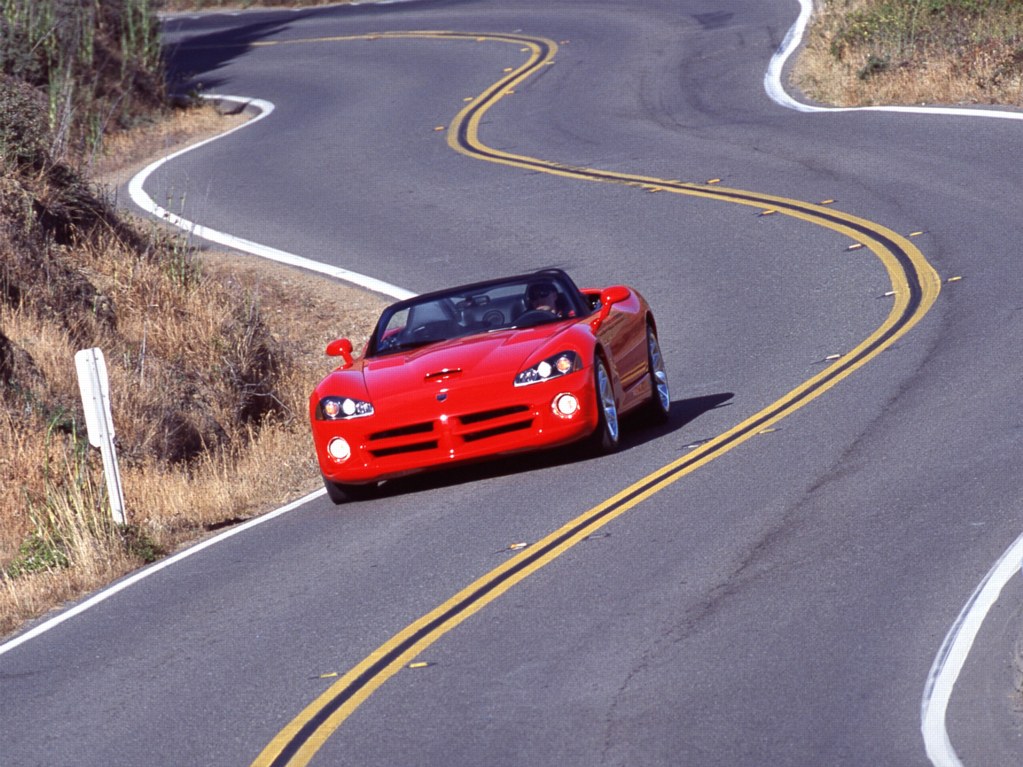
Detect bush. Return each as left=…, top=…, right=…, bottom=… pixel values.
left=1, top=0, right=163, bottom=161
left=831, top=0, right=1023, bottom=64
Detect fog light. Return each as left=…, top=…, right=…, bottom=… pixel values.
left=553, top=393, right=579, bottom=417
left=327, top=436, right=351, bottom=463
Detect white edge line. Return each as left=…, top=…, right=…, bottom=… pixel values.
left=127, top=94, right=416, bottom=301
left=767, top=0, right=1023, bottom=121
left=920, top=532, right=1023, bottom=767
left=0, top=489, right=326, bottom=657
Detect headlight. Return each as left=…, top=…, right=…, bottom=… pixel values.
left=316, top=396, right=374, bottom=420
left=514, top=351, right=581, bottom=387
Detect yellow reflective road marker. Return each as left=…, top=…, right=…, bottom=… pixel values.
left=249, top=31, right=941, bottom=767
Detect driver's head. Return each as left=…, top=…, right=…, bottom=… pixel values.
left=527, top=281, right=557, bottom=307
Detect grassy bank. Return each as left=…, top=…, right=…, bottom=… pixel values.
left=794, top=0, right=1023, bottom=107
left=0, top=1, right=381, bottom=637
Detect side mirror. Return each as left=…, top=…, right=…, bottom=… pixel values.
left=590, top=286, right=631, bottom=331
left=601, top=286, right=631, bottom=306
left=325, top=338, right=354, bottom=369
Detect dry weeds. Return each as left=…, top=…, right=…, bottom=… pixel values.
left=793, top=0, right=1023, bottom=108
left=90, top=103, right=248, bottom=183
left=1, top=104, right=384, bottom=638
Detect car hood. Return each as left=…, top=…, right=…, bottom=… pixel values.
left=360, top=324, right=574, bottom=400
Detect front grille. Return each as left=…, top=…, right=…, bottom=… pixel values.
left=369, top=421, right=434, bottom=441
left=370, top=440, right=439, bottom=458
left=461, top=420, right=532, bottom=443
left=455, top=405, right=533, bottom=444
left=458, top=405, right=530, bottom=425
left=363, top=404, right=536, bottom=462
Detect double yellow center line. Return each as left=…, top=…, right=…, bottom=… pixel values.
left=245, top=31, right=941, bottom=766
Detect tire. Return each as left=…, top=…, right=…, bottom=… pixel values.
left=645, top=325, right=671, bottom=423
left=588, top=355, right=620, bottom=454
left=322, top=475, right=378, bottom=505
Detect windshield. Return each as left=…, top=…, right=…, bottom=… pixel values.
left=369, top=273, right=587, bottom=356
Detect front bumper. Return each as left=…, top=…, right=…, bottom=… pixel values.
left=311, top=371, right=597, bottom=484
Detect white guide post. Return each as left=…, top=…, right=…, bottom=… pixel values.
left=74, top=348, right=127, bottom=525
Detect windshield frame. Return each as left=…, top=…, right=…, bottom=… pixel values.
left=366, top=270, right=591, bottom=358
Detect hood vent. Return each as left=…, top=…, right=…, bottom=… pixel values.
left=424, top=368, right=462, bottom=382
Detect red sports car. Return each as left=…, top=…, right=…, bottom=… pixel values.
left=310, top=269, right=669, bottom=503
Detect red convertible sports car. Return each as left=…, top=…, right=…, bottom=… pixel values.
left=310, top=269, right=669, bottom=503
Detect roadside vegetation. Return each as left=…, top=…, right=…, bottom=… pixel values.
left=794, top=0, right=1023, bottom=107
left=0, top=0, right=380, bottom=637
left=1, top=0, right=1021, bottom=639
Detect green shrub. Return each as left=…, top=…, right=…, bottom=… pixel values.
left=0, top=74, right=50, bottom=170
left=831, top=0, right=1023, bottom=62
left=0, top=0, right=163, bottom=160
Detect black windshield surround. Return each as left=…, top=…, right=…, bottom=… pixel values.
left=366, top=269, right=592, bottom=358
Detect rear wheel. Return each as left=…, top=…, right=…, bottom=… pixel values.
left=645, top=325, right=671, bottom=423
left=322, top=475, right=378, bottom=505
left=588, top=356, right=620, bottom=454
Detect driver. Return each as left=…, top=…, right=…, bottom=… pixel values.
left=526, top=281, right=565, bottom=316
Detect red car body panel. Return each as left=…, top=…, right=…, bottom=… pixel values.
left=309, top=271, right=660, bottom=488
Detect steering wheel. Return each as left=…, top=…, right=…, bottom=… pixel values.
left=482, top=309, right=505, bottom=328
left=514, top=309, right=558, bottom=326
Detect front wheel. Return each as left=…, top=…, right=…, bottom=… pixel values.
left=645, top=325, right=671, bottom=423
left=322, top=475, right=378, bottom=505
left=588, top=356, right=620, bottom=454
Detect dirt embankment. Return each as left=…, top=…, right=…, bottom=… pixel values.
left=1, top=96, right=385, bottom=637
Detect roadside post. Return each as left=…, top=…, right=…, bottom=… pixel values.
left=74, top=348, right=127, bottom=525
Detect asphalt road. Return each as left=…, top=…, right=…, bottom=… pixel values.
left=4, top=1, right=1023, bottom=765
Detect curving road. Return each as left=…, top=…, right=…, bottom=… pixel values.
left=4, top=1, right=1023, bottom=766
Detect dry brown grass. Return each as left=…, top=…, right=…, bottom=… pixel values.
left=0, top=104, right=384, bottom=638
left=90, top=103, right=248, bottom=183
left=792, top=0, right=1023, bottom=108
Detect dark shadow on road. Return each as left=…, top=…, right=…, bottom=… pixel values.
left=163, top=15, right=294, bottom=95
left=160, top=0, right=485, bottom=95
